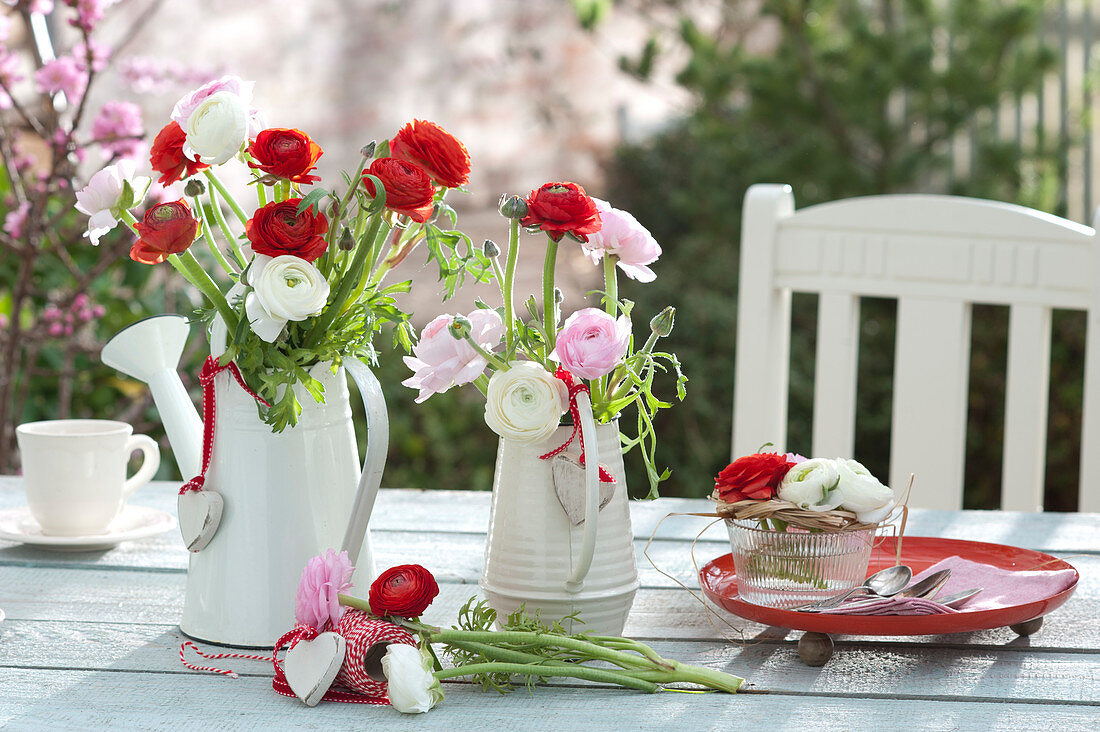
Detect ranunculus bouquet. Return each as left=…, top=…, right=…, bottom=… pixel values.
left=403, top=182, right=683, bottom=496
left=712, top=451, right=899, bottom=604
left=277, top=551, right=742, bottom=714
left=713, top=451, right=897, bottom=529
left=76, top=75, right=488, bottom=429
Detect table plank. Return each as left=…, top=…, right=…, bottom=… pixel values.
left=2, top=619, right=1097, bottom=704
left=3, top=565, right=1096, bottom=650
left=2, top=669, right=1097, bottom=732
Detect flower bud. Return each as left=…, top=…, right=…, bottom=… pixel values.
left=339, top=228, right=355, bottom=251
left=649, top=306, right=675, bottom=337
left=554, top=287, right=564, bottom=304
left=360, top=141, right=377, bottom=159
left=183, top=179, right=206, bottom=197
left=483, top=239, right=500, bottom=258
left=448, top=315, right=472, bottom=340
left=498, top=194, right=528, bottom=219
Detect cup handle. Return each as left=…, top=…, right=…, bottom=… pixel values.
left=122, top=434, right=161, bottom=498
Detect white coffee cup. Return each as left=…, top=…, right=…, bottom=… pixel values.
left=16, top=419, right=160, bottom=536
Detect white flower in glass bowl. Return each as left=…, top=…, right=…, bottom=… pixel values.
left=834, top=458, right=896, bottom=523
left=484, top=361, right=568, bottom=445
left=777, top=457, right=842, bottom=511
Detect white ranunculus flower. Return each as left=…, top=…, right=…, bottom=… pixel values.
left=484, top=361, right=568, bottom=444
left=183, top=90, right=249, bottom=165
left=778, top=457, right=842, bottom=511
left=382, top=643, right=443, bottom=714
left=244, top=255, right=330, bottom=343
left=74, top=160, right=150, bottom=245
left=835, top=459, right=895, bottom=523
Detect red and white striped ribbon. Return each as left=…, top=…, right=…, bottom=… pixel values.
left=538, top=367, right=615, bottom=483
left=179, top=356, right=271, bottom=496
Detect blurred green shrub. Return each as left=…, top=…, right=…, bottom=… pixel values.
left=598, top=0, right=1082, bottom=508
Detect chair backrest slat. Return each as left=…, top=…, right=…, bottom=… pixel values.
left=1001, top=304, right=1053, bottom=512
left=811, top=291, right=860, bottom=459
left=733, top=184, right=1099, bottom=511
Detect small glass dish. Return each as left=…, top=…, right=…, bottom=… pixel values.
left=725, top=518, right=875, bottom=609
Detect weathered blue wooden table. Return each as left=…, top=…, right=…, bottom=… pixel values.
left=1, top=478, right=1097, bottom=730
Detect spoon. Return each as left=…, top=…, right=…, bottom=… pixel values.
left=895, top=569, right=952, bottom=599
left=791, top=565, right=913, bottom=610
left=934, top=587, right=982, bottom=608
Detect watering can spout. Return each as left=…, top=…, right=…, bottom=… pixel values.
left=101, top=314, right=203, bottom=479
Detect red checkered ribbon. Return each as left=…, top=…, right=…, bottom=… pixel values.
left=268, top=622, right=389, bottom=705
left=538, top=367, right=615, bottom=484
left=179, top=356, right=271, bottom=496
left=332, top=610, right=416, bottom=699
left=179, top=641, right=273, bottom=679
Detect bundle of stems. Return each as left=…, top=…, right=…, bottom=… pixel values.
left=339, top=595, right=743, bottom=694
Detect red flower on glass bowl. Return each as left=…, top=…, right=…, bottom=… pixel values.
left=714, top=453, right=796, bottom=503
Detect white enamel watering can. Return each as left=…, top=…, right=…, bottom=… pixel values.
left=102, top=314, right=388, bottom=647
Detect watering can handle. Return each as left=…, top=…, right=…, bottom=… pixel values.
left=339, top=357, right=389, bottom=568
left=564, top=389, right=600, bottom=594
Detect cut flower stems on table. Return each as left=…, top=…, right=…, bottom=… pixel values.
left=285, top=553, right=744, bottom=714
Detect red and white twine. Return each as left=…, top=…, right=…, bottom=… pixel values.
left=179, top=356, right=271, bottom=496
left=538, top=367, right=615, bottom=484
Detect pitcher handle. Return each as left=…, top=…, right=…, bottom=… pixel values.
left=339, top=357, right=390, bottom=569
left=564, top=389, right=600, bottom=594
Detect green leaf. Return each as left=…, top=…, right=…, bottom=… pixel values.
left=296, top=188, right=332, bottom=216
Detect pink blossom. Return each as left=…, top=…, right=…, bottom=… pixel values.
left=71, top=40, right=111, bottom=73
left=91, top=101, right=143, bottom=159
left=295, top=549, right=354, bottom=630
left=402, top=309, right=504, bottom=403
left=70, top=0, right=107, bottom=32
left=170, top=74, right=254, bottom=129
left=551, top=307, right=631, bottom=381
left=47, top=322, right=64, bottom=337
left=28, top=1, right=54, bottom=13
left=582, top=198, right=662, bottom=283
left=3, top=202, right=30, bottom=239
left=34, top=56, right=86, bottom=99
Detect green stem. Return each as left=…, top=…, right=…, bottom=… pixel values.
left=306, top=216, right=384, bottom=347
left=203, top=170, right=248, bottom=227
left=430, top=629, right=654, bottom=672
left=603, top=255, right=618, bottom=318
left=504, top=217, right=520, bottom=352
left=473, top=374, right=489, bottom=396
left=192, top=196, right=235, bottom=275
left=169, top=251, right=237, bottom=330
left=542, top=235, right=559, bottom=353
left=208, top=187, right=247, bottom=269
left=257, top=179, right=267, bottom=207
left=117, top=209, right=140, bottom=235
left=339, top=222, right=392, bottom=317
left=431, top=662, right=659, bottom=693
left=461, top=332, right=508, bottom=372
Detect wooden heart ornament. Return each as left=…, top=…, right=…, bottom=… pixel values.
left=552, top=453, right=615, bottom=526
left=283, top=631, right=347, bottom=707
left=177, top=489, right=224, bottom=553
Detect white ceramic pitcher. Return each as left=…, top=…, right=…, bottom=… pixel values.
left=480, top=392, right=639, bottom=636
left=102, top=316, right=388, bottom=647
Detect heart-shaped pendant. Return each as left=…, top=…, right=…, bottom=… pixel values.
left=177, top=489, right=224, bottom=553
left=284, top=631, right=347, bottom=707
left=552, top=453, right=615, bottom=526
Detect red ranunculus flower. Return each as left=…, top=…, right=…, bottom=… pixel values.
left=246, top=128, right=324, bottom=184
left=245, top=198, right=330, bottom=262
left=362, top=157, right=435, bottom=223
left=368, top=564, right=439, bottom=618
left=149, top=121, right=209, bottom=186
left=714, top=453, right=795, bottom=503
left=390, top=119, right=471, bottom=189
left=520, top=181, right=602, bottom=243
left=130, top=200, right=199, bottom=265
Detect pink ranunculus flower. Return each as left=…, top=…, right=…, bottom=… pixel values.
left=170, top=74, right=254, bottom=129
left=551, top=307, right=631, bottom=380
left=582, top=198, right=662, bottom=283
left=295, top=549, right=355, bottom=630
left=74, top=160, right=150, bottom=245
left=402, top=309, right=504, bottom=403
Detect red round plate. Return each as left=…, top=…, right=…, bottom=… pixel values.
left=698, top=536, right=1079, bottom=636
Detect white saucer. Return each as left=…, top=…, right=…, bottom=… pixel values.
left=0, top=505, right=177, bottom=551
